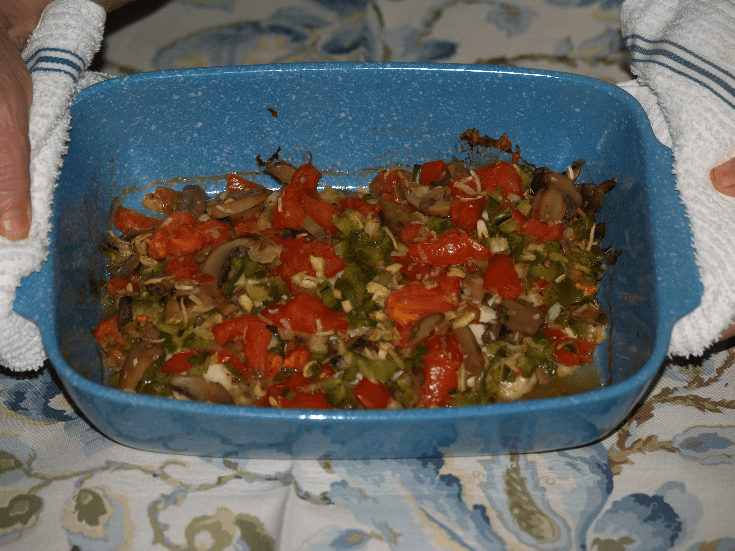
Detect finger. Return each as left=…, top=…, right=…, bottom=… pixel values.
left=711, top=157, right=735, bottom=197
left=0, top=97, right=32, bottom=241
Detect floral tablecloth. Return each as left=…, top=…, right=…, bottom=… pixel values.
left=3, top=1, right=735, bottom=549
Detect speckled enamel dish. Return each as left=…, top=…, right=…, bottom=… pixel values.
left=15, top=63, right=701, bottom=459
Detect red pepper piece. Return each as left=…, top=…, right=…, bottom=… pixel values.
left=542, top=328, right=597, bottom=365
left=197, top=218, right=232, bottom=251
left=354, top=378, right=393, bottom=409
left=386, top=274, right=461, bottom=327
left=408, top=228, right=491, bottom=266
left=263, top=384, right=332, bottom=409
left=397, top=221, right=425, bottom=245
left=226, top=173, right=260, bottom=192
left=161, top=350, right=199, bottom=373
left=106, top=276, right=138, bottom=295
left=483, top=254, right=522, bottom=299
left=300, top=194, right=341, bottom=235
left=509, top=206, right=528, bottom=229
left=475, top=161, right=523, bottom=198
left=260, top=292, right=350, bottom=334
left=272, top=237, right=346, bottom=293
left=449, top=197, right=485, bottom=233
left=370, top=168, right=412, bottom=206
left=420, top=334, right=462, bottom=407
left=339, top=197, right=381, bottom=218
left=524, top=218, right=563, bottom=243
left=419, top=159, right=448, bottom=186
left=212, top=316, right=273, bottom=377
left=92, top=315, right=126, bottom=364
left=112, top=206, right=162, bottom=233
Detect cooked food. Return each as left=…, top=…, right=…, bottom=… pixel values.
left=95, top=139, right=615, bottom=409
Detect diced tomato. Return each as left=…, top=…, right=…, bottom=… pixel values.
left=290, top=162, right=322, bottom=193
left=525, top=218, right=563, bottom=243
left=92, top=315, right=125, bottom=363
left=260, top=292, right=349, bottom=334
left=419, top=160, right=448, bottom=186
left=354, top=378, right=392, bottom=409
left=408, top=228, right=491, bottom=266
left=142, top=187, right=180, bottom=215
left=233, top=218, right=260, bottom=235
left=420, top=334, right=462, bottom=407
left=112, top=206, right=162, bottom=233
left=165, top=255, right=200, bottom=280
left=542, top=328, right=597, bottom=365
left=450, top=197, right=485, bottom=233
left=212, top=316, right=274, bottom=377
left=509, top=206, right=528, bottom=229
left=283, top=347, right=311, bottom=371
left=475, top=161, right=523, bottom=198
left=165, top=223, right=206, bottom=257
left=483, top=254, right=522, bottom=299
left=386, top=274, right=461, bottom=327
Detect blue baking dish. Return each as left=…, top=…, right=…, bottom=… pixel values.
left=15, top=63, right=701, bottom=458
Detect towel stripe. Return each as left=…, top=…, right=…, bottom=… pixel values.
left=24, top=47, right=85, bottom=80
left=625, top=34, right=735, bottom=111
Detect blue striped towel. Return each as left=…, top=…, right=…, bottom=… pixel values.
left=619, top=0, right=735, bottom=357
left=0, top=0, right=105, bottom=371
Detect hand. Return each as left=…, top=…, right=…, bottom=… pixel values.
left=0, top=0, right=134, bottom=242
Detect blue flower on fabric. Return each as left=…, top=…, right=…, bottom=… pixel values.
left=588, top=482, right=701, bottom=551
left=0, top=434, right=36, bottom=486
left=673, top=426, right=735, bottom=465
left=486, top=4, right=537, bottom=39
left=63, top=486, right=132, bottom=551
left=0, top=370, right=77, bottom=424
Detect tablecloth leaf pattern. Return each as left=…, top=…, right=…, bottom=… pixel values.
left=2, top=0, right=734, bottom=549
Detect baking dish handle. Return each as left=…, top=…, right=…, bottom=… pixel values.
left=14, top=253, right=55, bottom=329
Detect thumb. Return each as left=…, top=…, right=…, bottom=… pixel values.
left=0, top=31, right=33, bottom=242
left=711, top=157, right=735, bottom=198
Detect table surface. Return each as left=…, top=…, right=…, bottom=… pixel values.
left=3, top=1, right=735, bottom=549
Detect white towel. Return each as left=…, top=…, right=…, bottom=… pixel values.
left=618, top=0, right=735, bottom=357
left=0, top=0, right=105, bottom=372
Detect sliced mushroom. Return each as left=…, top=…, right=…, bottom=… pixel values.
left=264, top=161, right=297, bottom=185
left=199, top=281, right=240, bottom=317
left=118, top=342, right=165, bottom=391
left=108, top=252, right=140, bottom=278
left=206, top=188, right=269, bottom=219
left=200, top=234, right=282, bottom=283
left=569, top=302, right=605, bottom=323
left=531, top=168, right=584, bottom=222
left=300, top=213, right=330, bottom=242
left=378, top=208, right=404, bottom=236
left=531, top=186, right=566, bottom=223
left=535, top=366, right=553, bottom=385
left=169, top=374, right=234, bottom=404
left=447, top=161, right=470, bottom=180
left=176, top=185, right=208, bottom=219
left=500, top=299, right=544, bottom=335
left=566, top=159, right=585, bottom=183
left=405, top=183, right=452, bottom=216
left=117, top=296, right=134, bottom=332
left=452, top=325, right=485, bottom=377
left=408, top=312, right=446, bottom=346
